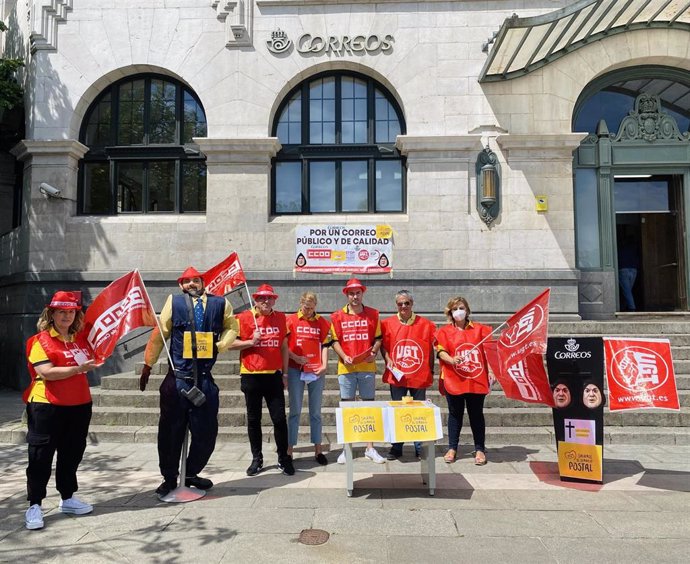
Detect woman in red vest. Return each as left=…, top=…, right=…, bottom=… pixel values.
left=23, top=291, right=97, bottom=530
left=435, top=296, right=493, bottom=466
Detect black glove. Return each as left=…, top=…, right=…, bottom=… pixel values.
left=139, top=364, right=152, bottom=392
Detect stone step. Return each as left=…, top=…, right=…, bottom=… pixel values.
left=1, top=423, right=688, bottom=446
left=89, top=405, right=690, bottom=428
left=91, top=387, right=690, bottom=409
left=102, top=372, right=690, bottom=391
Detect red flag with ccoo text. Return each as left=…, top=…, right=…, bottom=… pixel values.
left=82, top=270, right=157, bottom=364
left=203, top=252, right=247, bottom=296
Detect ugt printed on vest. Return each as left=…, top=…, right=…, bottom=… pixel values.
left=295, top=225, right=393, bottom=273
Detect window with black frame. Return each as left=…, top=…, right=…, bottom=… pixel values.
left=79, top=74, right=207, bottom=215
left=272, top=72, right=405, bottom=215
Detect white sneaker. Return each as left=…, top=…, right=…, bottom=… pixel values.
left=58, top=496, right=93, bottom=515
left=365, top=447, right=386, bottom=464
left=337, top=451, right=346, bottom=464
left=25, top=504, right=44, bottom=530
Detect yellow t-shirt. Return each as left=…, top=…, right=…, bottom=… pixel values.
left=27, top=328, right=75, bottom=403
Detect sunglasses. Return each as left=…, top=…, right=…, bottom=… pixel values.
left=396, top=301, right=412, bottom=307
left=255, top=295, right=274, bottom=302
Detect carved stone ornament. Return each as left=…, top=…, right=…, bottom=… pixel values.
left=267, top=29, right=292, bottom=54
left=614, top=93, right=690, bottom=143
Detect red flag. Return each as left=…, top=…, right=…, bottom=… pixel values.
left=488, top=289, right=553, bottom=406
left=604, top=337, right=680, bottom=411
left=203, top=252, right=247, bottom=296
left=486, top=341, right=555, bottom=406
left=82, top=271, right=157, bottom=364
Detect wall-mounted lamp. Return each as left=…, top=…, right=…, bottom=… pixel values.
left=475, top=146, right=501, bottom=226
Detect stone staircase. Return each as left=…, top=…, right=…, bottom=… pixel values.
left=2, top=319, right=689, bottom=445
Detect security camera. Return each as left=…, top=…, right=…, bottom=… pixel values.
left=39, top=183, right=62, bottom=198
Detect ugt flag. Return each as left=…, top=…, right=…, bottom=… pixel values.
left=604, top=337, right=680, bottom=411
left=83, top=270, right=157, bottom=363
left=203, top=252, right=247, bottom=296
left=488, top=289, right=553, bottom=406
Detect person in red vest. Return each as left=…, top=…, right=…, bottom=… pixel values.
left=330, top=278, right=385, bottom=464
left=140, top=267, right=239, bottom=498
left=435, top=296, right=493, bottom=466
left=23, top=291, right=97, bottom=530
left=286, top=291, right=332, bottom=465
left=381, top=289, right=436, bottom=460
left=228, top=284, right=294, bottom=476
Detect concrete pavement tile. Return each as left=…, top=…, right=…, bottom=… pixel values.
left=634, top=470, right=690, bottom=492
left=503, top=489, right=644, bottom=511
left=622, top=490, right=690, bottom=511
left=387, top=535, right=557, bottom=564
left=451, top=509, right=610, bottom=538
left=588, top=510, right=690, bottom=538
left=169, top=507, right=314, bottom=534
left=541, top=537, right=687, bottom=564
left=381, top=488, right=504, bottom=510
left=218, top=532, right=383, bottom=564
left=314, top=507, right=458, bottom=537
left=252, top=488, right=382, bottom=508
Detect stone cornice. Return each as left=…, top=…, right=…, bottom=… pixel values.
left=396, top=135, right=484, bottom=159
left=194, top=137, right=282, bottom=165
left=496, top=133, right=588, bottom=160
left=30, top=0, right=73, bottom=53
left=10, top=139, right=89, bottom=162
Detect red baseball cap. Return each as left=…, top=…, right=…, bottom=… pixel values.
left=177, top=266, right=203, bottom=284
left=252, top=283, right=278, bottom=300
left=48, top=291, right=82, bottom=310
left=342, top=277, right=367, bottom=294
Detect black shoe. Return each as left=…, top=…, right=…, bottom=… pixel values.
left=278, top=455, right=295, bottom=476
left=155, top=479, right=177, bottom=497
left=246, top=457, right=263, bottom=476
left=386, top=449, right=402, bottom=461
left=185, top=475, right=213, bottom=490
left=315, top=453, right=328, bottom=466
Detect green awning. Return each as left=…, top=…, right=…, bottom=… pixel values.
left=479, top=0, right=690, bottom=82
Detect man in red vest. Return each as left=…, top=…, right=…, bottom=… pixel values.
left=229, top=284, right=294, bottom=476
left=330, top=278, right=385, bottom=464
left=381, top=289, right=436, bottom=460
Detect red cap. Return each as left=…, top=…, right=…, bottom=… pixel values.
left=177, top=266, right=203, bottom=284
left=252, top=283, right=278, bottom=299
left=48, top=291, right=81, bottom=310
left=342, top=277, right=367, bottom=294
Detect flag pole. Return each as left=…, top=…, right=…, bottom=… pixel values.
left=456, top=321, right=507, bottom=361
left=138, top=270, right=176, bottom=372
left=244, top=281, right=260, bottom=331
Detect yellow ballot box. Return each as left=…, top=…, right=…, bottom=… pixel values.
left=337, top=406, right=386, bottom=443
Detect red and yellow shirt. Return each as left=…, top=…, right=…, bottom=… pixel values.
left=330, top=305, right=381, bottom=375
left=381, top=313, right=436, bottom=389
left=435, top=321, right=493, bottom=395
left=237, top=308, right=288, bottom=374
left=286, top=311, right=332, bottom=371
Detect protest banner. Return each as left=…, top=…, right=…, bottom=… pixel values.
left=604, top=337, right=680, bottom=411
left=295, top=224, right=393, bottom=273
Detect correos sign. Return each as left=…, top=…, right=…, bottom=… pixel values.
left=267, top=29, right=394, bottom=55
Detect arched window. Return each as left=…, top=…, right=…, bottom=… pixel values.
left=271, top=72, right=405, bottom=214
left=79, top=74, right=207, bottom=214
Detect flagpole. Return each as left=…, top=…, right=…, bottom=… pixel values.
left=138, top=270, right=176, bottom=372
left=244, top=281, right=260, bottom=331
left=457, top=321, right=507, bottom=360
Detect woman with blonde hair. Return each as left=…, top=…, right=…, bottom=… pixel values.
left=23, top=291, right=97, bottom=530
left=434, top=296, right=493, bottom=465
left=286, top=291, right=332, bottom=465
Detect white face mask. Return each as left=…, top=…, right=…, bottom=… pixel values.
left=452, top=309, right=466, bottom=322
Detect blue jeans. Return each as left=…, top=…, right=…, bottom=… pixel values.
left=287, top=367, right=326, bottom=446
left=389, top=385, right=427, bottom=455
left=618, top=267, right=637, bottom=310
left=338, top=372, right=376, bottom=401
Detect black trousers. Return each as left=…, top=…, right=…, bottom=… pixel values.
left=158, top=371, right=219, bottom=481
left=26, top=401, right=92, bottom=505
left=446, top=393, right=486, bottom=452
left=240, top=373, right=288, bottom=461
left=389, top=385, right=427, bottom=454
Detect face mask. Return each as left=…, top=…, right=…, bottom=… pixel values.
left=452, top=309, right=466, bottom=322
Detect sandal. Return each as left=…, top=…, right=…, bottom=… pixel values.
left=443, top=449, right=457, bottom=463
left=474, top=451, right=487, bottom=465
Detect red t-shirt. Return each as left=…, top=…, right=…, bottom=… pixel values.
left=435, top=322, right=493, bottom=395
left=237, top=309, right=288, bottom=374
left=330, top=305, right=381, bottom=374
left=381, top=314, right=436, bottom=389
left=286, top=311, right=331, bottom=371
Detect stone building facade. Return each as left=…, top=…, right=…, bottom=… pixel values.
left=1, top=0, right=690, bottom=387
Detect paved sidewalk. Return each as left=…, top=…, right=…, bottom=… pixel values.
left=0, top=388, right=688, bottom=563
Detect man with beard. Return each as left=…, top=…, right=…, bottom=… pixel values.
left=140, top=267, right=238, bottom=497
